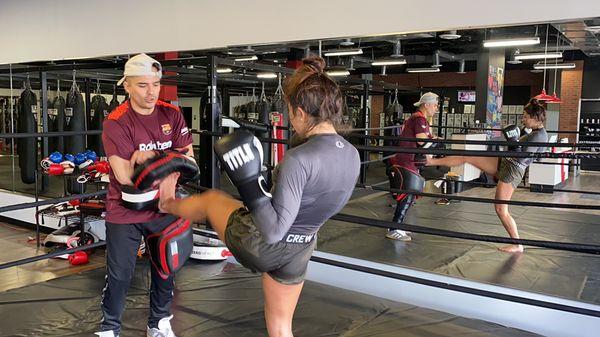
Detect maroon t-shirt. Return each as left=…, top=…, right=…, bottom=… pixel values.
left=390, top=111, right=432, bottom=170
left=102, top=100, right=193, bottom=224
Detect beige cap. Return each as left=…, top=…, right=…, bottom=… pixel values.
left=117, top=53, right=162, bottom=86
left=413, top=92, right=439, bottom=107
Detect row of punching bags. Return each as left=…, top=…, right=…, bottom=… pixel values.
left=198, top=91, right=289, bottom=186
left=16, top=85, right=119, bottom=184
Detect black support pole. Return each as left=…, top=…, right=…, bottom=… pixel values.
left=205, top=56, right=220, bottom=188
left=359, top=81, right=369, bottom=184
left=84, top=77, right=91, bottom=136
left=39, top=71, right=49, bottom=192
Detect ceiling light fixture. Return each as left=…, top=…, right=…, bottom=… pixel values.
left=216, top=67, right=232, bottom=74
left=534, top=25, right=555, bottom=102
left=483, top=37, right=540, bottom=48
left=533, top=62, right=576, bottom=70
left=256, top=72, right=277, bottom=79
left=371, top=59, right=407, bottom=66
left=327, top=69, right=350, bottom=77
left=323, top=48, right=363, bottom=57
left=234, top=55, right=258, bottom=62
left=340, top=38, right=354, bottom=46
left=407, top=67, right=440, bottom=73
left=439, top=30, right=461, bottom=40
left=515, top=51, right=562, bottom=60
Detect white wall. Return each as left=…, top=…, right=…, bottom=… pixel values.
left=1, top=0, right=599, bottom=64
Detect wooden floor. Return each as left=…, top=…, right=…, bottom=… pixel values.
left=0, top=223, right=105, bottom=293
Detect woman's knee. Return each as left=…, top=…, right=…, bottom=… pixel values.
left=495, top=204, right=509, bottom=217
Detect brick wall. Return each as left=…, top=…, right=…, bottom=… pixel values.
left=559, top=60, right=584, bottom=142
left=370, top=95, right=384, bottom=135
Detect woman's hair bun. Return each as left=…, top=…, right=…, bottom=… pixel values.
left=302, top=56, right=326, bottom=74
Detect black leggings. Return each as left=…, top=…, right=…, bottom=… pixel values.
left=100, top=216, right=176, bottom=334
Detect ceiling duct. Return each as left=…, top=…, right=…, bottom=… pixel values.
left=552, top=21, right=600, bottom=56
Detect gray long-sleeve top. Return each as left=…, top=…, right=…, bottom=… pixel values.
left=252, top=133, right=360, bottom=244
left=507, top=127, right=549, bottom=169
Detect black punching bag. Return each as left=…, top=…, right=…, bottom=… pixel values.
left=17, top=88, right=38, bottom=184
left=256, top=97, right=270, bottom=160
left=65, top=85, right=85, bottom=155
left=50, top=95, right=66, bottom=153
left=108, top=88, right=119, bottom=112
left=47, top=97, right=58, bottom=152
left=89, top=95, right=108, bottom=156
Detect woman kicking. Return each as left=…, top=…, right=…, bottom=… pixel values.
left=427, top=99, right=548, bottom=253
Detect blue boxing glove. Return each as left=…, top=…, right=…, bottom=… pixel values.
left=74, top=153, right=86, bottom=165
left=84, top=150, right=97, bottom=162
left=49, top=151, right=63, bottom=163
left=214, top=130, right=271, bottom=211
left=64, top=153, right=75, bottom=162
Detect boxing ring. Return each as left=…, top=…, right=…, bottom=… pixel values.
left=1, top=125, right=600, bottom=336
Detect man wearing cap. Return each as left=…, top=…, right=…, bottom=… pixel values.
left=97, top=53, right=192, bottom=337
left=386, top=92, right=439, bottom=241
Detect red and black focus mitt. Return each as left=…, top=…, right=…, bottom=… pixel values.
left=145, top=216, right=193, bottom=279
left=121, top=151, right=199, bottom=211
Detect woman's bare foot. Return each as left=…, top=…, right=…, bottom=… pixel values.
left=498, top=244, right=524, bottom=253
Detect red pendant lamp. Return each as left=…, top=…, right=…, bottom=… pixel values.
left=533, top=25, right=555, bottom=102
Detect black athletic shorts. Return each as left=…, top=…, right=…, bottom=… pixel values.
left=497, top=158, right=526, bottom=189
left=225, top=207, right=317, bottom=285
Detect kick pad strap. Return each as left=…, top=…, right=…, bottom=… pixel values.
left=146, top=217, right=193, bottom=279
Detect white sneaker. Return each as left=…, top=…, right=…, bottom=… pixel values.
left=386, top=229, right=412, bottom=241
left=94, top=331, right=118, bottom=337
left=147, top=315, right=176, bottom=337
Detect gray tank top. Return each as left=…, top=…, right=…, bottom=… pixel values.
left=252, top=133, right=360, bottom=244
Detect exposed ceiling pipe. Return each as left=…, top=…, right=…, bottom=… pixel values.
left=432, top=51, right=442, bottom=67
left=458, top=59, right=466, bottom=73
left=391, top=40, right=403, bottom=58
left=434, top=49, right=468, bottom=72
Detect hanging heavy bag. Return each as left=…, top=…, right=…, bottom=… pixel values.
left=256, top=98, right=271, bottom=159
left=51, top=95, right=66, bottom=153
left=17, top=88, right=38, bottom=184
left=65, top=85, right=86, bottom=194
left=89, top=95, right=108, bottom=156
left=108, top=89, right=119, bottom=112
left=47, top=97, right=58, bottom=152
left=65, top=85, right=85, bottom=155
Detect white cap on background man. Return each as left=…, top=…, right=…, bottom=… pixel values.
left=117, top=53, right=162, bottom=86
left=413, top=92, right=439, bottom=107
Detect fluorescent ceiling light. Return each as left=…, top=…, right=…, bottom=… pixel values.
left=323, top=48, right=363, bottom=57
left=216, top=67, right=232, bottom=74
left=407, top=67, right=440, bottom=73
left=515, top=51, right=562, bottom=60
left=256, top=72, right=277, bottom=79
left=533, top=62, right=576, bottom=70
left=326, top=69, right=350, bottom=77
left=483, top=37, right=540, bottom=48
left=371, top=59, right=407, bottom=66
left=234, top=55, right=258, bottom=62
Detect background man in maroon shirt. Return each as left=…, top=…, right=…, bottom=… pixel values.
left=386, top=92, right=439, bottom=241
left=97, top=54, right=193, bottom=337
